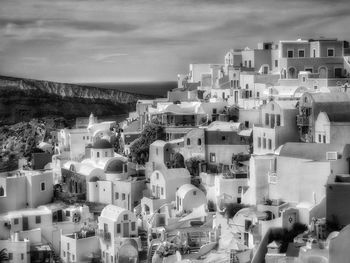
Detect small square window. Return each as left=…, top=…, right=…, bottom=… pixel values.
left=327, top=48, right=334, bottom=57
left=14, top=218, right=19, bottom=225
left=123, top=214, right=128, bottom=220
left=287, top=50, right=294, bottom=58
left=298, top=50, right=305, bottom=57
left=9, top=253, right=13, bottom=260
left=193, top=191, right=197, bottom=196
left=67, top=242, right=70, bottom=251
left=35, top=216, right=41, bottom=224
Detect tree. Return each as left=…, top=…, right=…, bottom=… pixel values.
left=185, top=156, right=204, bottom=176
left=129, top=123, right=165, bottom=164
left=0, top=248, right=9, bottom=262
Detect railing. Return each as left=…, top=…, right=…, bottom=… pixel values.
left=296, top=115, right=310, bottom=126
left=268, top=172, right=277, bottom=184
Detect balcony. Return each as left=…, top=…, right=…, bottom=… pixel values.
left=268, top=171, right=277, bottom=184
left=296, top=115, right=310, bottom=126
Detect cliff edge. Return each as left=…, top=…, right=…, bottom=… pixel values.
left=0, top=75, right=154, bottom=124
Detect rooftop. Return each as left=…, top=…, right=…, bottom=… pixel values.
left=278, top=143, right=348, bottom=161
left=206, top=121, right=243, bottom=132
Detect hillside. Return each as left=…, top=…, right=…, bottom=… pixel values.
left=0, top=75, right=155, bottom=125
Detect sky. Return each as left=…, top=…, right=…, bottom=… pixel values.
left=0, top=0, right=349, bottom=83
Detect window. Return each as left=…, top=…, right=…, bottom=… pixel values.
left=263, top=138, right=266, bottom=149
left=117, top=224, right=121, bottom=233
left=287, top=50, right=294, bottom=58
left=97, top=152, right=100, bottom=158
left=305, top=68, right=313, bottom=73
left=83, top=136, right=85, bottom=140
left=313, top=49, right=316, bottom=57
left=156, top=172, right=159, bottom=180
left=87, top=136, right=89, bottom=140
left=276, top=115, right=281, bottom=126
left=212, top=108, right=217, bottom=114
left=268, top=139, right=272, bottom=150
left=115, top=192, right=119, bottom=199
left=258, top=137, right=262, bottom=148
left=318, top=134, right=322, bottom=143
left=248, top=60, right=252, bottom=68
left=122, top=193, right=126, bottom=200
left=72, top=255, right=75, bottom=261
left=21, top=253, right=24, bottom=260
left=131, top=222, right=136, bottom=231
left=66, top=211, right=70, bottom=217
left=327, top=48, right=334, bottom=57
left=197, top=138, right=201, bottom=145
left=103, top=251, right=105, bottom=258
left=238, top=186, right=243, bottom=194
left=36, top=216, right=41, bottom=224
left=222, top=136, right=226, bottom=141
left=0, top=186, right=4, bottom=196
left=161, top=187, right=164, bottom=195
left=302, top=77, right=306, bottom=82
left=105, top=151, right=108, bottom=157
left=123, top=214, right=128, bottom=220
left=67, top=242, right=70, bottom=251
left=249, top=90, right=252, bottom=97
left=256, top=92, right=260, bottom=98
left=186, top=138, right=190, bottom=146
left=323, top=135, right=326, bottom=143
left=14, top=218, right=19, bottom=225
left=152, top=185, right=155, bottom=193
left=265, top=113, right=270, bottom=125
left=244, top=61, right=247, bottom=67
left=298, top=49, right=305, bottom=57
left=9, top=253, right=13, bottom=260
left=245, top=121, right=249, bottom=128
left=193, top=191, right=197, bottom=195
left=210, top=153, right=216, bottom=163
left=275, top=60, right=278, bottom=67
left=41, top=182, right=45, bottom=191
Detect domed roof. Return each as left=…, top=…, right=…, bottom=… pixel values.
left=105, top=158, right=126, bottom=173
left=92, top=139, right=112, bottom=149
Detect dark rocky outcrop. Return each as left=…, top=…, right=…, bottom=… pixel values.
left=0, top=75, right=154, bottom=125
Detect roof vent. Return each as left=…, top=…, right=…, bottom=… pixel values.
left=326, top=152, right=338, bottom=161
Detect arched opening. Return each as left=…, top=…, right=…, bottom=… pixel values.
left=318, top=66, right=327, bottom=78
left=97, top=152, right=100, bottom=158
left=0, top=186, right=4, bottom=196
left=198, top=138, right=202, bottom=145
left=288, top=67, right=297, bottom=79
left=187, top=138, right=190, bottom=145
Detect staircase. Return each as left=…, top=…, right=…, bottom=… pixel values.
left=147, top=243, right=159, bottom=263
left=40, top=234, right=61, bottom=263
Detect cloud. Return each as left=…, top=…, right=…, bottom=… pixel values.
left=0, top=0, right=349, bottom=82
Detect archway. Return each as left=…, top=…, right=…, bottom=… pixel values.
left=288, top=67, right=297, bottom=79
left=318, top=66, right=327, bottom=78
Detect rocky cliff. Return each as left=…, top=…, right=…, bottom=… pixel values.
left=0, top=75, right=154, bottom=125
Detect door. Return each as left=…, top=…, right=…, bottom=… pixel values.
left=23, top=217, right=29, bottom=231
left=57, top=210, right=63, bottom=222
left=335, top=68, right=342, bottom=78
left=123, top=222, right=129, bottom=237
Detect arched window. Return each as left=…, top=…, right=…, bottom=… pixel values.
left=198, top=138, right=201, bottom=145
left=245, top=84, right=249, bottom=89
left=97, top=152, right=100, bottom=158
left=187, top=138, right=190, bottom=145
left=0, top=186, right=4, bottom=196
